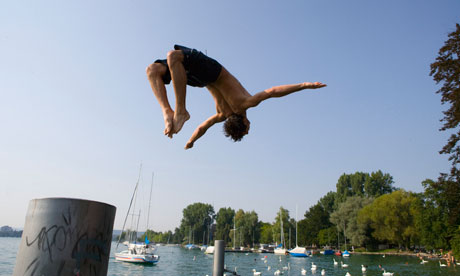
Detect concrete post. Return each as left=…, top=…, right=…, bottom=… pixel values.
left=14, top=198, right=116, bottom=276
left=212, top=240, right=225, bottom=276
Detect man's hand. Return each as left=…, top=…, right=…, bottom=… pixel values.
left=303, top=82, right=327, bottom=89
left=185, top=141, right=194, bottom=150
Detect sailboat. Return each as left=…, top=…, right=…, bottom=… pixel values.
left=185, top=226, right=199, bottom=250
left=274, top=208, right=287, bottom=255
left=289, top=205, right=308, bottom=257
left=115, top=168, right=160, bottom=264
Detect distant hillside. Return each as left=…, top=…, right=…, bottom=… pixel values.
left=111, top=230, right=145, bottom=241
left=0, top=225, right=22, bottom=238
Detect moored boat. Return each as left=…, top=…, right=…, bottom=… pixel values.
left=289, top=246, right=308, bottom=257
left=115, top=243, right=159, bottom=264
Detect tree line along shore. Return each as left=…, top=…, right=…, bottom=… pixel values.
left=118, top=169, right=459, bottom=263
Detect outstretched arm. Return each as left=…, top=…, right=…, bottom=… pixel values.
left=185, top=113, right=226, bottom=149
left=242, top=82, right=326, bottom=109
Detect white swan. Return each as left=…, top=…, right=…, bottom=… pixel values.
left=321, top=269, right=326, bottom=275
left=439, top=261, right=447, bottom=267
left=361, top=265, right=367, bottom=272
left=274, top=269, right=281, bottom=275
left=341, top=261, right=349, bottom=268
left=382, top=270, right=394, bottom=276
left=420, top=259, right=428, bottom=264
left=301, top=268, right=307, bottom=275
left=333, top=259, right=338, bottom=266
left=345, top=272, right=351, bottom=276
left=252, top=269, right=262, bottom=276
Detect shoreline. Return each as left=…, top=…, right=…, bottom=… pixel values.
left=351, top=251, right=446, bottom=260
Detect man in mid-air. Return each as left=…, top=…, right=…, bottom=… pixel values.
left=146, top=45, right=326, bottom=149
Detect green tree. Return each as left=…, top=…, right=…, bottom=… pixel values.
left=330, top=196, right=373, bottom=248
left=216, top=207, right=235, bottom=244
left=319, top=191, right=337, bottom=215
left=358, top=190, right=419, bottom=248
left=234, top=210, right=260, bottom=247
left=172, top=227, right=183, bottom=244
left=273, top=207, right=292, bottom=247
left=317, top=226, right=338, bottom=246
left=259, top=222, right=273, bottom=244
left=364, top=170, right=394, bottom=197
left=335, top=172, right=369, bottom=205
left=179, top=202, right=215, bottom=244
left=299, top=202, right=332, bottom=246
left=452, top=226, right=460, bottom=259
left=415, top=178, right=460, bottom=250
left=430, top=23, right=460, bottom=174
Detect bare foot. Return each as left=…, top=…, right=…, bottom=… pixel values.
left=163, top=110, right=174, bottom=138
left=173, top=111, right=190, bottom=134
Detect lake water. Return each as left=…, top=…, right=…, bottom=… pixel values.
left=2, top=237, right=460, bottom=275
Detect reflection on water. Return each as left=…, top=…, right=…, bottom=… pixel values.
left=108, top=242, right=460, bottom=276
left=2, top=239, right=460, bottom=276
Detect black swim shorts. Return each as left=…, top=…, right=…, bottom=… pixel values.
left=154, top=45, right=223, bottom=88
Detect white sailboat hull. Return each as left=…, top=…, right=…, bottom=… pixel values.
left=205, top=246, right=215, bottom=254
left=274, top=248, right=287, bottom=255
left=115, top=250, right=159, bottom=264
left=289, top=246, right=308, bottom=257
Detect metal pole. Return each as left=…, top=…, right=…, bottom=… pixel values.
left=14, top=198, right=116, bottom=276
left=213, top=240, right=225, bottom=276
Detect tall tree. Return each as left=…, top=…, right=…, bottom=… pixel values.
left=335, top=172, right=370, bottom=205
left=273, top=207, right=292, bottom=247
left=319, top=191, right=337, bottom=215
left=336, top=173, right=353, bottom=204
left=299, top=203, right=332, bottom=246
left=180, top=202, right=215, bottom=244
left=364, top=170, right=394, bottom=197
left=430, top=23, right=460, bottom=175
left=317, top=226, right=338, bottom=246
left=233, top=209, right=260, bottom=247
left=259, top=222, right=274, bottom=244
left=216, top=207, right=235, bottom=244
left=416, top=178, right=460, bottom=250
left=330, top=196, right=373, bottom=248
left=358, top=190, right=419, bottom=248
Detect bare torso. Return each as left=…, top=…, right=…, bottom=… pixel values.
left=206, top=67, right=251, bottom=117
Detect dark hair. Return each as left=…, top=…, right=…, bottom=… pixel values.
left=223, top=114, right=248, bottom=142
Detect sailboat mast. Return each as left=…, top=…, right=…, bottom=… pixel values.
left=280, top=209, right=284, bottom=248
left=135, top=209, right=141, bottom=242
left=117, top=163, right=142, bottom=248
left=146, top=172, right=154, bottom=231
left=296, top=205, right=298, bottom=247
left=233, top=218, right=236, bottom=249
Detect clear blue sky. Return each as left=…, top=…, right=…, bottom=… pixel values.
left=1, top=1, right=459, bottom=231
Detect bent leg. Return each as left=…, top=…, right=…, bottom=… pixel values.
left=167, top=50, right=190, bottom=134
left=146, top=63, right=175, bottom=137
